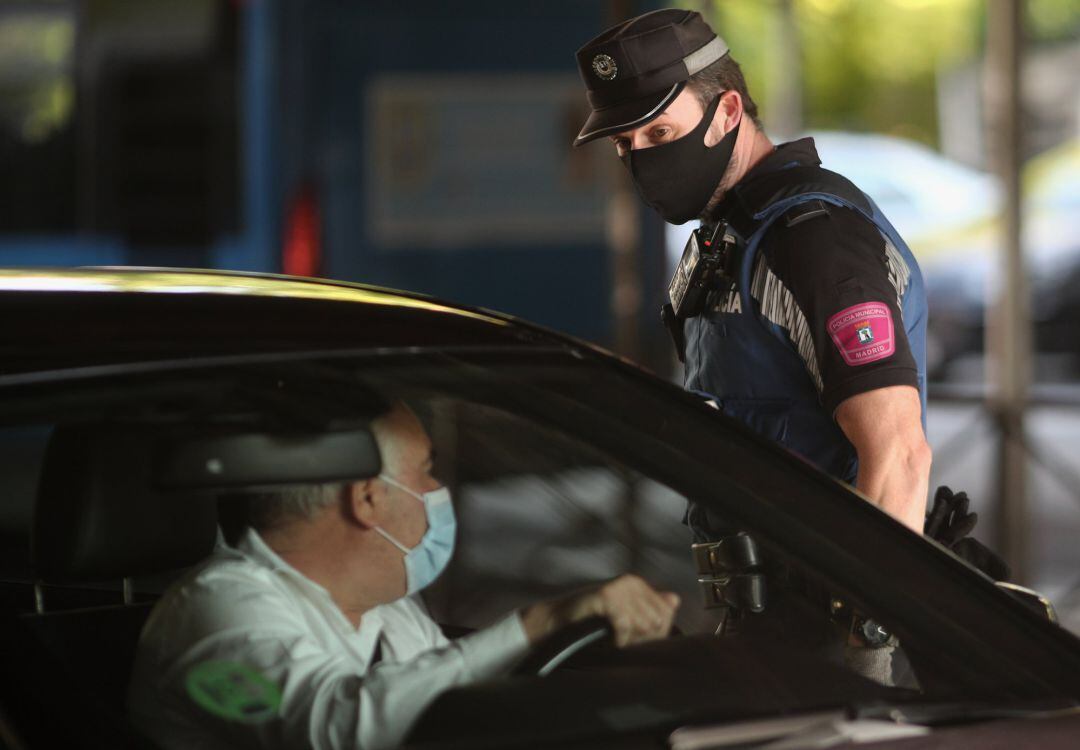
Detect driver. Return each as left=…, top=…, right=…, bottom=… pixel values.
left=127, top=401, right=679, bottom=750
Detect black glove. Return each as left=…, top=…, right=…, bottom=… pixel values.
left=953, top=537, right=1011, bottom=582
left=925, top=486, right=1011, bottom=581
left=925, top=485, right=978, bottom=545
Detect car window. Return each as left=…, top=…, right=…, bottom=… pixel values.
left=349, top=372, right=929, bottom=699
left=0, top=425, right=50, bottom=584
left=408, top=395, right=708, bottom=633
left=3, top=348, right=1072, bottom=740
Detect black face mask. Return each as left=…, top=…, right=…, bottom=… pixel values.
left=621, top=94, right=740, bottom=225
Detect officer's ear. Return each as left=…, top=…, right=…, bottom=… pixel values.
left=345, top=479, right=381, bottom=529
left=715, top=89, right=743, bottom=134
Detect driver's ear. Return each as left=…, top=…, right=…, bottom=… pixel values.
left=346, top=479, right=380, bottom=529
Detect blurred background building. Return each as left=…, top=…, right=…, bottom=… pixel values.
left=1, top=0, right=1078, bottom=624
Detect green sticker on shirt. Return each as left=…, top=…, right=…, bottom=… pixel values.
left=185, top=661, right=282, bottom=724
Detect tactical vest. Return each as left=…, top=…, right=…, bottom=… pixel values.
left=683, top=165, right=927, bottom=519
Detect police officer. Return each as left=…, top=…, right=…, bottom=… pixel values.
left=573, top=9, right=931, bottom=537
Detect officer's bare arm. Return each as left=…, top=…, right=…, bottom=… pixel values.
left=835, top=385, right=931, bottom=533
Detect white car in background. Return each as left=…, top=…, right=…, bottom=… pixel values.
left=809, top=131, right=1000, bottom=248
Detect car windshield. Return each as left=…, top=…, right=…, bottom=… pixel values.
left=2, top=347, right=1076, bottom=746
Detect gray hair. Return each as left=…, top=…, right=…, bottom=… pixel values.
left=243, top=483, right=344, bottom=533
left=240, top=401, right=411, bottom=533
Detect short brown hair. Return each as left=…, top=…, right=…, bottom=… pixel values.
left=686, top=54, right=762, bottom=129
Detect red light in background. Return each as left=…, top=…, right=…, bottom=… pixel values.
left=282, top=183, right=321, bottom=278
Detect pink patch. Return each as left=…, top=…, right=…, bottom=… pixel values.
left=827, top=302, right=895, bottom=366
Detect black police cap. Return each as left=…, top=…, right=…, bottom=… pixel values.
left=573, top=8, right=729, bottom=147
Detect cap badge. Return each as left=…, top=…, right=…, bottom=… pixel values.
left=591, top=54, right=618, bottom=81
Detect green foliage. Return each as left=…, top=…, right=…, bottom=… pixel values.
left=697, top=0, right=1076, bottom=146
left=1027, top=0, right=1080, bottom=42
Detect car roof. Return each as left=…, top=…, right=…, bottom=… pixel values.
left=0, top=267, right=587, bottom=379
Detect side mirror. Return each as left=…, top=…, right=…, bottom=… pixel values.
left=997, top=582, right=1058, bottom=623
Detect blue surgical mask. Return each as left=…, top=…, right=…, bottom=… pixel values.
left=373, top=474, right=456, bottom=595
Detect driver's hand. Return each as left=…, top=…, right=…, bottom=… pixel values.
left=520, top=574, right=680, bottom=647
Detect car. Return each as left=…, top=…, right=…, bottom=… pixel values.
left=806, top=131, right=1000, bottom=247
left=916, top=138, right=1080, bottom=383
left=1, top=267, right=1079, bottom=749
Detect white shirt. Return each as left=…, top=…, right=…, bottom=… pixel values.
left=128, top=528, right=529, bottom=750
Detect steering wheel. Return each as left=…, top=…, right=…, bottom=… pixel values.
left=512, top=616, right=614, bottom=677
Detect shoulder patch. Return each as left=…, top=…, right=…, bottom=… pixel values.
left=185, top=660, right=281, bottom=724
left=783, top=200, right=830, bottom=228
left=827, top=302, right=895, bottom=365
